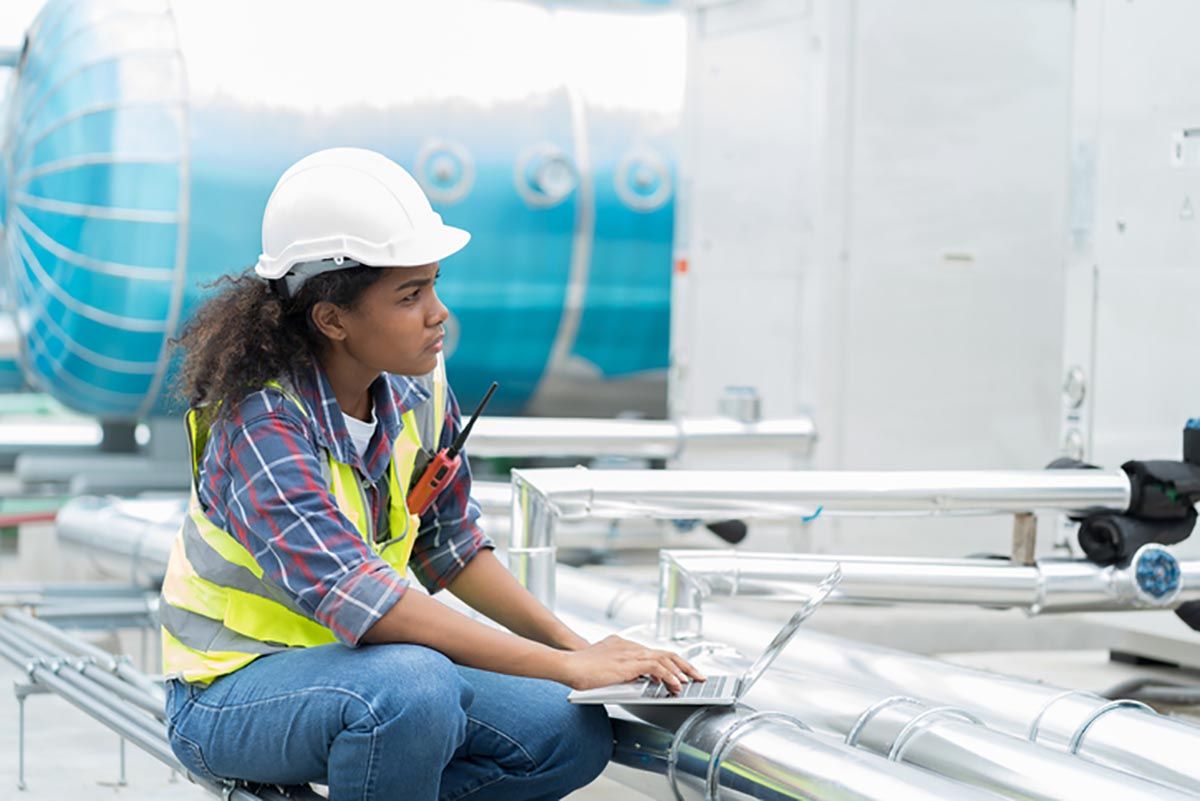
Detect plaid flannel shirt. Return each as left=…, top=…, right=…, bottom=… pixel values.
left=194, top=361, right=492, bottom=646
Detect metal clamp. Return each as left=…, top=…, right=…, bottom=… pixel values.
left=705, top=711, right=811, bottom=801
left=667, top=708, right=712, bottom=801
left=1026, top=689, right=1085, bottom=743
left=845, top=696, right=921, bottom=748
left=887, top=706, right=984, bottom=762
left=1068, top=699, right=1154, bottom=755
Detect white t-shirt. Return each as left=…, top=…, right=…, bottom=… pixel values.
left=343, top=409, right=378, bottom=459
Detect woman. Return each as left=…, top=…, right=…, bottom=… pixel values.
left=159, top=148, right=702, bottom=801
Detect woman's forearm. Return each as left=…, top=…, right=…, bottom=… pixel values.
left=361, top=587, right=571, bottom=680
left=446, top=551, right=588, bottom=651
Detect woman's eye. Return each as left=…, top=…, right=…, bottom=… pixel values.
left=402, top=289, right=420, bottom=303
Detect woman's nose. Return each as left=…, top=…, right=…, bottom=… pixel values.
left=429, top=291, right=450, bottom=327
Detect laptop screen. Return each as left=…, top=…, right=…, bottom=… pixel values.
left=738, top=563, right=842, bottom=697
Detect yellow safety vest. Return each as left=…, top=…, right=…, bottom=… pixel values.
left=159, top=361, right=446, bottom=684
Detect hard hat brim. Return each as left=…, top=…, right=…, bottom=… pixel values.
left=254, top=223, right=471, bottom=281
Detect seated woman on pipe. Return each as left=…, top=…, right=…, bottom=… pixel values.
left=158, top=148, right=702, bottom=801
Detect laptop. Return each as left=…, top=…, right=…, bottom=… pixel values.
left=569, top=564, right=841, bottom=706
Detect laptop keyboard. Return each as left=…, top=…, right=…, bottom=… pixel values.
left=640, top=675, right=732, bottom=699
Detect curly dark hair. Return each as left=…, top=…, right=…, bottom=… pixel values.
left=174, top=266, right=386, bottom=413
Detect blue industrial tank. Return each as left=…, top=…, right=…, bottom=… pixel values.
left=1, top=0, right=682, bottom=418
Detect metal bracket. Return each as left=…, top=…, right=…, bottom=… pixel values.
left=1012, top=512, right=1038, bottom=565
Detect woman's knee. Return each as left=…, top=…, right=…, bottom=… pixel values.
left=562, top=703, right=614, bottom=779
left=344, top=645, right=473, bottom=733
left=529, top=693, right=613, bottom=782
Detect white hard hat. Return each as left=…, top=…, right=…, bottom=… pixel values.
left=254, top=147, right=470, bottom=291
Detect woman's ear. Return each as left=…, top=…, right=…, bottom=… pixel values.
left=310, top=300, right=348, bottom=342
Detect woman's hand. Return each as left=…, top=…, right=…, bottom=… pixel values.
left=554, top=635, right=706, bottom=693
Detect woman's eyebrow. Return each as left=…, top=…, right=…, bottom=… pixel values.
left=394, top=276, right=433, bottom=291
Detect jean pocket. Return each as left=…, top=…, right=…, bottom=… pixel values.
left=168, top=730, right=223, bottom=784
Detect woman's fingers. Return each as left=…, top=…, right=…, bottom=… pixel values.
left=637, top=659, right=683, bottom=692
left=668, top=652, right=706, bottom=681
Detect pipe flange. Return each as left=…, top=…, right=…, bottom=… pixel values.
left=1068, top=699, right=1154, bottom=755
left=667, top=707, right=713, bottom=801
left=705, top=711, right=811, bottom=801
left=1027, top=689, right=1088, bottom=745
left=845, top=696, right=922, bottom=748
left=887, top=706, right=984, bottom=762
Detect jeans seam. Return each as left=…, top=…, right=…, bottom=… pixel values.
left=171, top=728, right=222, bottom=782
left=362, top=723, right=378, bottom=801
left=464, top=714, right=537, bottom=774
left=191, top=686, right=383, bottom=727
left=442, top=771, right=511, bottom=801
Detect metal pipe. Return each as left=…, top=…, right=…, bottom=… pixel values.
left=471, top=415, right=817, bottom=460
left=0, top=617, right=164, bottom=718
left=604, top=710, right=1006, bottom=801
left=655, top=546, right=1195, bottom=639
left=556, top=565, right=1200, bottom=795
left=557, top=613, right=1195, bottom=801
left=0, top=621, right=313, bottom=800
left=55, top=495, right=180, bottom=585
left=3, top=608, right=164, bottom=702
left=511, top=466, right=1133, bottom=608
left=512, top=467, right=1131, bottom=521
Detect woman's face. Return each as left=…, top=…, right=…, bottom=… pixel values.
left=327, top=263, right=449, bottom=377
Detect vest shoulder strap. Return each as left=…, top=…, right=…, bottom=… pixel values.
left=410, top=352, right=447, bottom=450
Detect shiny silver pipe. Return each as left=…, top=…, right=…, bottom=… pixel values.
left=656, top=547, right=1197, bottom=639
left=510, top=467, right=1132, bottom=607
left=55, top=495, right=181, bottom=586
left=3, top=607, right=164, bottom=703
left=471, top=415, right=817, bottom=460
left=556, top=614, right=1194, bottom=801
left=511, top=467, right=1130, bottom=520
left=0, top=613, right=165, bottom=719
left=0, top=619, right=317, bottom=800
left=556, top=565, right=1200, bottom=794
left=604, top=710, right=1006, bottom=801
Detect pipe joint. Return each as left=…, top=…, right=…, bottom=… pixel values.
left=656, top=551, right=706, bottom=641
left=887, top=706, right=985, bottom=762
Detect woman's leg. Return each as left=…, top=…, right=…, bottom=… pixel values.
left=165, top=643, right=473, bottom=801
left=438, top=667, right=613, bottom=801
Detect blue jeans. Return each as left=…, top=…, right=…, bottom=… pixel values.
left=165, top=643, right=612, bottom=801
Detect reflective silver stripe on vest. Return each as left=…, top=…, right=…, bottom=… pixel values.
left=180, top=515, right=312, bottom=620
left=158, top=602, right=290, bottom=656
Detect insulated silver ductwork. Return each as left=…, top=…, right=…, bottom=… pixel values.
left=472, top=416, right=816, bottom=461
left=54, top=495, right=183, bottom=585
left=555, top=566, right=1200, bottom=795
left=605, top=710, right=1008, bottom=801
left=555, top=616, right=1197, bottom=801
left=510, top=467, right=1135, bottom=608
left=655, top=547, right=1195, bottom=639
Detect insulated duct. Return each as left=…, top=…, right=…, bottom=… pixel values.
left=655, top=547, right=1193, bottom=639
left=510, top=466, right=1135, bottom=607
left=555, top=566, right=1200, bottom=795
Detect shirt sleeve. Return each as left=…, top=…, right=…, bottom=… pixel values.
left=201, top=391, right=408, bottom=646
left=407, top=385, right=495, bottom=593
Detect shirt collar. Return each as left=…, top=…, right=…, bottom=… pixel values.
left=293, top=361, right=432, bottom=480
